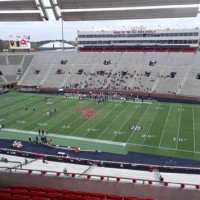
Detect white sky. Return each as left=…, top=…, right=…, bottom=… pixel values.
left=1, top=14, right=200, bottom=42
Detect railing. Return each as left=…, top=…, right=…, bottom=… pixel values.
left=0, top=166, right=199, bottom=190
left=1, top=147, right=200, bottom=175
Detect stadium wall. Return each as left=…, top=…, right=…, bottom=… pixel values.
left=0, top=171, right=199, bottom=200
left=16, top=86, right=200, bottom=104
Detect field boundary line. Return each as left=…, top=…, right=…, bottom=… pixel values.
left=3, top=128, right=126, bottom=147
left=127, top=142, right=200, bottom=154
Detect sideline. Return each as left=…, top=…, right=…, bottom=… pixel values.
left=3, top=128, right=126, bottom=147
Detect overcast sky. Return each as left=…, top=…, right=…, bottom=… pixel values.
left=1, top=14, right=200, bottom=42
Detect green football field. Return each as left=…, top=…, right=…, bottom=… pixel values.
left=1, top=91, right=200, bottom=161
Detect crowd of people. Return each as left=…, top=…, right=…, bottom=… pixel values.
left=61, top=59, right=160, bottom=93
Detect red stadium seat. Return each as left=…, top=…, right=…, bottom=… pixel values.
left=10, top=195, right=30, bottom=200
left=106, top=194, right=123, bottom=200
left=60, top=189, right=75, bottom=195
left=83, top=197, right=100, bottom=200
left=32, top=198, right=49, bottom=200
left=10, top=185, right=28, bottom=190
left=0, top=193, right=11, bottom=200
left=44, top=193, right=63, bottom=200
left=11, top=189, right=29, bottom=196
left=0, top=188, right=11, bottom=194
left=42, top=187, right=59, bottom=193
left=73, top=191, right=90, bottom=197
left=28, top=186, right=42, bottom=192
left=89, top=192, right=105, bottom=199
left=29, top=191, right=46, bottom=198
left=63, top=194, right=83, bottom=200
left=124, top=197, right=141, bottom=200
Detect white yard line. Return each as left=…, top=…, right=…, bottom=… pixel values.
left=19, top=98, right=73, bottom=130
left=1, top=98, right=41, bottom=125
left=159, top=105, right=172, bottom=147
left=97, top=103, right=134, bottom=140
left=126, top=104, right=151, bottom=144
left=192, top=105, right=196, bottom=152
left=51, top=100, right=94, bottom=134
left=176, top=105, right=182, bottom=150
left=69, top=102, right=112, bottom=136
left=110, top=104, right=141, bottom=141
left=141, top=105, right=161, bottom=146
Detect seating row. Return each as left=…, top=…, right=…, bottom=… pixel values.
left=0, top=186, right=157, bottom=200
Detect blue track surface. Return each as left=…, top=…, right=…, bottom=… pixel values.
left=1, top=138, right=200, bottom=170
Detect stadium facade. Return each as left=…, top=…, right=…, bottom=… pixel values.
left=77, top=28, right=200, bottom=52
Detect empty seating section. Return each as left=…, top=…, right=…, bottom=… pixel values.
left=18, top=52, right=79, bottom=87
left=21, top=55, right=34, bottom=73
left=0, top=76, right=6, bottom=84
left=165, top=53, right=195, bottom=66
left=7, top=55, right=23, bottom=65
left=0, top=186, right=158, bottom=200
left=0, top=56, right=7, bottom=65
left=0, top=65, right=19, bottom=75
left=4, top=75, right=17, bottom=82
left=41, top=65, right=70, bottom=88
left=0, top=54, right=34, bottom=84
left=180, top=53, right=200, bottom=96
left=154, top=66, right=191, bottom=94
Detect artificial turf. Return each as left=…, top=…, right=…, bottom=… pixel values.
left=1, top=91, right=200, bottom=161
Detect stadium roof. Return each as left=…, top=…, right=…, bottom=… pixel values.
left=60, top=7, right=199, bottom=21
left=0, top=0, right=199, bottom=21
left=56, top=0, right=200, bottom=9
left=0, top=0, right=49, bottom=21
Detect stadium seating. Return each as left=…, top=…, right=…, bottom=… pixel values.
left=0, top=185, right=160, bottom=200
left=3, top=51, right=200, bottom=96
left=15, top=51, right=200, bottom=96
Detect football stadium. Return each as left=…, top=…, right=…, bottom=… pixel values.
left=1, top=1, right=200, bottom=200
